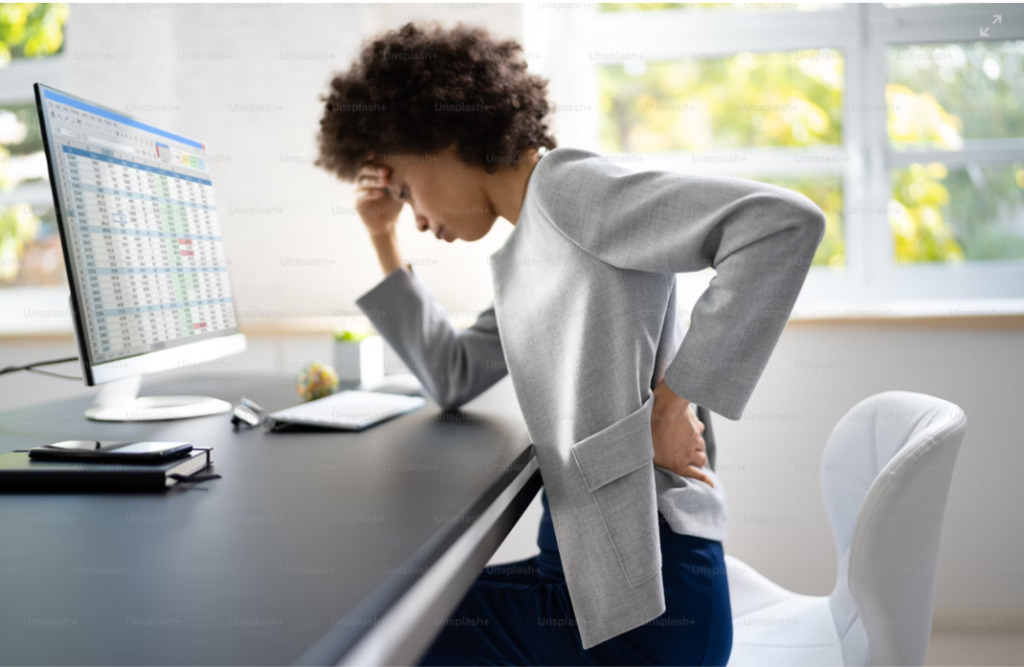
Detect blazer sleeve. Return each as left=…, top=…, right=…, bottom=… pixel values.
left=354, top=265, right=508, bottom=411
left=536, top=148, right=826, bottom=420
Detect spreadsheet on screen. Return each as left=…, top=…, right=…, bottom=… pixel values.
left=39, top=88, right=239, bottom=366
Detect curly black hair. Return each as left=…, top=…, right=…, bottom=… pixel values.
left=315, top=21, right=557, bottom=181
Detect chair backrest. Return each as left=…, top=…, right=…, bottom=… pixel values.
left=820, top=391, right=967, bottom=666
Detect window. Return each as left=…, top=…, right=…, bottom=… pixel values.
left=887, top=40, right=1024, bottom=265
left=525, top=2, right=1024, bottom=304
left=596, top=49, right=846, bottom=269
left=0, top=3, right=69, bottom=330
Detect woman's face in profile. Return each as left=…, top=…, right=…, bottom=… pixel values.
left=380, top=147, right=498, bottom=244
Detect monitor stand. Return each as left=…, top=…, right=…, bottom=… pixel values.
left=84, top=375, right=232, bottom=422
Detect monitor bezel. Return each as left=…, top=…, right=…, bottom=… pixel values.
left=33, top=83, right=245, bottom=386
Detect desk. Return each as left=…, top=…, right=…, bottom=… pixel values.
left=0, top=374, right=541, bottom=666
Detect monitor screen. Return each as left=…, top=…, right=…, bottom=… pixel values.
left=35, top=85, right=240, bottom=368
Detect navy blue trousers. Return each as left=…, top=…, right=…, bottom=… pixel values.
left=418, top=490, right=733, bottom=666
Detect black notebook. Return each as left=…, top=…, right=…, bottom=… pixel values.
left=0, top=447, right=213, bottom=493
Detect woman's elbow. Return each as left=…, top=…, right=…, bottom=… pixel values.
left=772, top=191, right=827, bottom=258
left=437, top=395, right=464, bottom=412
left=803, top=204, right=827, bottom=252
left=790, top=193, right=827, bottom=242
left=420, top=373, right=465, bottom=412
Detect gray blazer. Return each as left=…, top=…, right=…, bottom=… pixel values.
left=355, top=147, right=826, bottom=649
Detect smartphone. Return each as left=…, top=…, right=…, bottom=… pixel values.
left=28, top=441, right=193, bottom=464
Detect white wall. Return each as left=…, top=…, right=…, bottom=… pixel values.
left=64, top=2, right=521, bottom=323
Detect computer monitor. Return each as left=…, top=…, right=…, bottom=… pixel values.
left=34, top=84, right=246, bottom=421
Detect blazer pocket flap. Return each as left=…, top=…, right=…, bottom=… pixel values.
left=571, top=392, right=655, bottom=492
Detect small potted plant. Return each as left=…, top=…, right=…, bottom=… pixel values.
left=333, top=326, right=384, bottom=389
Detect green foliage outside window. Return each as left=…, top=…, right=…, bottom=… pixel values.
left=0, top=2, right=66, bottom=64
left=598, top=50, right=843, bottom=150
left=598, top=4, right=836, bottom=13
left=887, top=42, right=1024, bottom=263
left=597, top=40, right=1024, bottom=266
left=598, top=50, right=845, bottom=267
left=1, top=3, right=67, bottom=286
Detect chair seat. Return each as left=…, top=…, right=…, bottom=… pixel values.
left=726, top=555, right=845, bottom=666
left=729, top=596, right=845, bottom=666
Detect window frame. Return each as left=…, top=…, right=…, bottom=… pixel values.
left=523, top=2, right=1024, bottom=306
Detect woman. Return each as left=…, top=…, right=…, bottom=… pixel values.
left=316, top=22, right=824, bottom=667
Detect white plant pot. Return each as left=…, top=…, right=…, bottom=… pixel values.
left=333, top=335, right=384, bottom=389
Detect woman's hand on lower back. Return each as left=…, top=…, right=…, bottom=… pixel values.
left=651, top=378, right=714, bottom=488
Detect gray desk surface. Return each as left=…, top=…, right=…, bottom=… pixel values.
left=0, top=374, right=538, bottom=666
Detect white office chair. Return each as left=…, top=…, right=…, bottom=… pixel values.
left=724, top=391, right=968, bottom=666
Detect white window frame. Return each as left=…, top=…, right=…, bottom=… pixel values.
left=0, top=54, right=70, bottom=332
left=523, top=2, right=1024, bottom=307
